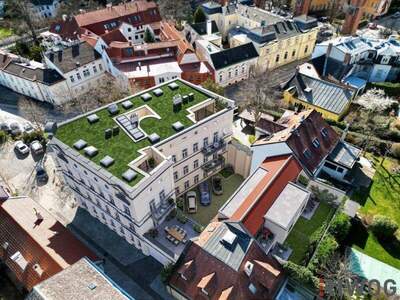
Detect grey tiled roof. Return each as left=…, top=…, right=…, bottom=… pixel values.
left=286, top=73, right=355, bottom=115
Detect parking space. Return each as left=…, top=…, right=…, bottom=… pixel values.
left=179, top=172, right=244, bottom=226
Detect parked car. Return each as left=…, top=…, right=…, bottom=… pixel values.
left=30, top=140, right=44, bottom=155
left=212, top=176, right=223, bottom=195
left=186, top=191, right=197, bottom=214
left=36, top=164, right=48, bottom=183
left=318, top=16, right=329, bottom=22
left=0, top=122, right=11, bottom=134
left=23, top=123, right=35, bottom=134
left=368, top=22, right=378, bottom=29
left=199, top=181, right=211, bottom=206
left=391, top=12, right=400, bottom=18
left=14, top=141, right=29, bottom=155
left=9, top=122, right=22, bottom=136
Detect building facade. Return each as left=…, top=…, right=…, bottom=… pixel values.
left=48, top=79, right=235, bottom=265
left=29, top=0, right=60, bottom=20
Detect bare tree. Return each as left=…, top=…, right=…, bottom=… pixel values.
left=19, top=97, right=48, bottom=129
left=235, top=66, right=281, bottom=125
left=156, top=0, right=192, bottom=22
left=56, top=0, right=100, bottom=19
left=57, top=75, right=130, bottom=114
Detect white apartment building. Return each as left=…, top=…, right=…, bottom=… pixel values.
left=48, top=79, right=235, bottom=265
left=312, top=36, right=400, bottom=84
left=29, top=0, right=60, bottom=20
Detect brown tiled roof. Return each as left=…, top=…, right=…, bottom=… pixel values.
left=169, top=222, right=284, bottom=300
left=256, top=117, right=287, bottom=136
left=49, top=17, right=81, bottom=40
left=255, top=110, right=339, bottom=175
left=101, top=28, right=128, bottom=45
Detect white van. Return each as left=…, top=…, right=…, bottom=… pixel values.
left=186, top=191, right=197, bottom=214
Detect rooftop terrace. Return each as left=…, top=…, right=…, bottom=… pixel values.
left=55, top=80, right=227, bottom=186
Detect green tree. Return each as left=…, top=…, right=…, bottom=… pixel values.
left=144, top=28, right=155, bottom=43
left=370, top=215, right=398, bottom=240
left=328, top=213, right=351, bottom=243
left=193, top=7, right=206, bottom=23
left=283, top=262, right=319, bottom=290
left=202, top=77, right=224, bottom=96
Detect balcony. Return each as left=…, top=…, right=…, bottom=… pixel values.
left=202, top=139, right=226, bottom=156
left=202, top=156, right=225, bottom=173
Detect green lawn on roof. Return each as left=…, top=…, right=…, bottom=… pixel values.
left=56, top=81, right=211, bottom=186
left=284, top=201, right=335, bottom=265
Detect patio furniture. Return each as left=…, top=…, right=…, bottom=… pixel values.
left=166, top=226, right=186, bottom=242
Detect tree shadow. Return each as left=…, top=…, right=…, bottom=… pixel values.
left=344, top=219, right=369, bottom=250
left=376, top=236, right=400, bottom=260
left=351, top=185, right=373, bottom=206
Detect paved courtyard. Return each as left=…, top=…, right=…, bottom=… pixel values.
left=181, top=173, right=244, bottom=226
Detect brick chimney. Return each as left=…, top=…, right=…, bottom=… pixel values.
left=294, top=0, right=311, bottom=17
left=341, top=0, right=366, bottom=35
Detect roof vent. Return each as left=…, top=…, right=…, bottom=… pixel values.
left=304, top=87, right=312, bottom=93
left=88, top=283, right=97, bottom=290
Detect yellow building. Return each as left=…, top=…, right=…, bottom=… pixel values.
left=204, top=3, right=319, bottom=72
left=283, top=72, right=355, bottom=121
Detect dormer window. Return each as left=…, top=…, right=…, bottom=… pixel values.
left=312, top=138, right=320, bottom=148
left=303, top=149, right=312, bottom=159
left=201, top=288, right=209, bottom=295
left=321, top=128, right=328, bottom=138
left=249, top=283, right=257, bottom=294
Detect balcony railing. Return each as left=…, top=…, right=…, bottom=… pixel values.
left=202, top=139, right=226, bottom=156
left=201, top=156, right=225, bottom=173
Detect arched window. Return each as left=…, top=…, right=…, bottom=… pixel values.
left=284, top=52, right=288, bottom=60
left=276, top=55, right=280, bottom=63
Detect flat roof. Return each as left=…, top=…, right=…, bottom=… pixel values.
left=32, top=258, right=133, bottom=299
left=264, top=182, right=309, bottom=230
left=0, top=197, right=97, bottom=269
left=329, top=141, right=361, bottom=168
left=55, top=79, right=229, bottom=186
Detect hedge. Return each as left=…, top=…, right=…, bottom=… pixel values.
left=367, top=82, right=400, bottom=97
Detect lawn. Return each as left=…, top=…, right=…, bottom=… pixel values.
left=56, top=80, right=216, bottom=186
left=348, top=155, right=400, bottom=269
left=284, top=201, right=335, bottom=265
left=182, top=173, right=244, bottom=226
left=0, top=27, right=13, bottom=39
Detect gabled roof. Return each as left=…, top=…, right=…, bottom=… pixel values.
left=46, top=42, right=102, bottom=73
left=210, top=43, right=258, bottom=70
left=256, top=110, right=340, bottom=175
left=286, top=72, right=355, bottom=115
left=4, top=62, right=65, bottom=85
left=169, top=221, right=284, bottom=300
left=101, top=28, right=128, bottom=45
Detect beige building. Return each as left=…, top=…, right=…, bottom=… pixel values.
left=202, top=2, right=319, bottom=72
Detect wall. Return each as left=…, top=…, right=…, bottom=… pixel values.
left=214, top=58, right=257, bottom=87
left=227, top=139, right=252, bottom=178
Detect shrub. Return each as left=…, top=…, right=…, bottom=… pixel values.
left=248, top=135, right=256, bottom=144
left=176, top=197, right=184, bottom=210
left=328, top=213, right=351, bottom=243
left=0, top=130, right=7, bottom=144
left=148, top=157, right=155, bottom=168
left=22, top=130, right=45, bottom=145
left=283, top=262, right=319, bottom=290
left=160, top=263, right=174, bottom=283
left=193, top=224, right=204, bottom=233
left=177, top=212, right=187, bottom=224
left=297, top=174, right=310, bottom=187
left=308, top=233, right=338, bottom=272
left=367, top=82, right=400, bottom=97
left=147, top=228, right=158, bottom=238
left=193, top=7, right=206, bottom=23
left=391, top=143, right=400, bottom=159
left=370, top=215, right=398, bottom=240
left=310, top=186, right=337, bottom=205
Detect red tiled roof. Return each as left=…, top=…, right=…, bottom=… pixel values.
left=169, top=237, right=284, bottom=300
left=101, top=28, right=128, bottom=45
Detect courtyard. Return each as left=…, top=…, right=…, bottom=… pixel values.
left=178, top=170, right=244, bottom=227
left=284, top=201, right=336, bottom=265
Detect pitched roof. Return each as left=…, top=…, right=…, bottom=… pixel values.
left=169, top=221, right=284, bottom=300
left=46, top=42, right=102, bottom=73
left=286, top=72, right=355, bottom=115
left=256, top=110, right=340, bottom=175
left=0, top=197, right=97, bottom=269
left=219, top=155, right=303, bottom=235
left=4, top=62, right=65, bottom=85
left=29, top=258, right=131, bottom=300
left=190, top=20, right=219, bottom=35
left=101, top=28, right=128, bottom=45
left=210, top=43, right=258, bottom=70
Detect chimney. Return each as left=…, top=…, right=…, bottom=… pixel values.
left=322, top=43, right=333, bottom=77
left=106, top=3, right=112, bottom=9
left=62, top=14, right=67, bottom=21
left=206, top=20, right=212, bottom=36
left=33, top=208, right=43, bottom=222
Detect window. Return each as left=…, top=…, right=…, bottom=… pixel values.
left=337, top=167, right=344, bottom=173
left=124, top=205, right=131, bottom=217
left=184, top=181, right=190, bottom=190
left=83, top=69, right=90, bottom=77
left=321, top=127, right=328, bottom=138
left=149, top=200, right=156, bottom=212
left=219, top=74, right=223, bottom=82
left=304, top=45, right=309, bottom=54
left=312, top=138, right=320, bottom=148
left=172, top=155, right=177, bottom=163
left=93, top=65, right=97, bottom=73
left=174, top=171, right=178, bottom=180
left=98, top=64, right=103, bottom=71
left=183, top=165, right=189, bottom=175
left=76, top=73, right=81, bottom=80
left=135, top=35, right=139, bottom=39
left=120, top=227, right=124, bottom=235
left=194, top=159, right=199, bottom=169
left=292, top=50, right=296, bottom=57
left=101, top=213, right=106, bottom=220
left=175, top=187, right=180, bottom=195
left=324, top=161, right=337, bottom=170
left=193, top=143, right=198, bottom=152
left=115, top=214, right=120, bottom=221
left=69, top=75, right=75, bottom=83
left=203, top=137, right=209, bottom=147
left=194, top=175, right=199, bottom=184
left=159, top=190, right=166, bottom=201
left=303, top=149, right=312, bottom=159
left=203, top=156, right=208, bottom=163
left=128, top=28, right=132, bottom=32
left=182, top=148, right=188, bottom=158
left=213, top=132, right=218, bottom=143
left=110, top=219, right=115, bottom=227
left=276, top=55, right=280, bottom=62
left=284, top=52, right=288, bottom=60
left=249, top=283, right=257, bottom=294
